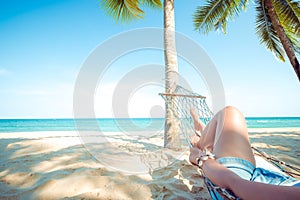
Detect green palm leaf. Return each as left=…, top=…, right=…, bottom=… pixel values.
left=273, top=0, right=300, bottom=37
left=278, top=19, right=300, bottom=56
left=214, top=0, right=249, bottom=33
left=271, top=0, right=300, bottom=56
left=255, top=0, right=285, bottom=61
left=194, top=0, right=300, bottom=81
left=193, top=0, right=248, bottom=34
left=141, top=0, right=162, bottom=8
left=287, top=30, right=300, bottom=55
left=100, top=0, right=162, bottom=22
left=286, top=0, right=300, bottom=19
left=193, top=0, right=231, bottom=34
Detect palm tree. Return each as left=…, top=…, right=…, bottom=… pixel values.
left=100, top=0, right=181, bottom=149
left=193, top=0, right=300, bottom=81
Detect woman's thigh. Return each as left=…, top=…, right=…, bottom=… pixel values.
left=213, top=106, right=255, bottom=166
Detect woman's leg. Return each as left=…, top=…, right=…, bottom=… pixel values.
left=190, top=108, right=206, bottom=134
left=192, top=106, right=255, bottom=166
left=190, top=108, right=206, bottom=146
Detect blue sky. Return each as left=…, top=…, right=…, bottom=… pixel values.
left=0, top=0, right=299, bottom=118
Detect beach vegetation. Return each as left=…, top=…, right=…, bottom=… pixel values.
left=193, top=0, right=300, bottom=81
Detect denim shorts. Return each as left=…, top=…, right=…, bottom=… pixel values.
left=217, top=157, right=298, bottom=186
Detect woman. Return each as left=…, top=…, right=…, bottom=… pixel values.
left=189, top=106, right=300, bottom=199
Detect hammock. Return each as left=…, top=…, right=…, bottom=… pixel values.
left=160, top=85, right=300, bottom=200
left=159, top=86, right=213, bottom=148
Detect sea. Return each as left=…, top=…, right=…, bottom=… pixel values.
left=0, top=117, right=299, bottom=133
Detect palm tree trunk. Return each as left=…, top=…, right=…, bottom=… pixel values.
left=164, top=0, right=181, bottom=149
left=265, top=0, right=300, bottom=82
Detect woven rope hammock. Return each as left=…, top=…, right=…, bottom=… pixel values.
left=159, top=86, right=213, bottom=148
left=160, top=85, right=300, bottom=200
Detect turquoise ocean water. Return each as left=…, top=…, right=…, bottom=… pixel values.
left=0, top=117, right=299, bottom=133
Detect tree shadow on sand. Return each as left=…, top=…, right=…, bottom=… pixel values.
left=249, top=131, right=300, bottom=166
left=0, top=133, right=210, bottom=199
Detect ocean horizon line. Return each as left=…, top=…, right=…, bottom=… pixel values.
left=0, top=117, right=300, bottom=133
left=0, top=116, right=300, bottom=120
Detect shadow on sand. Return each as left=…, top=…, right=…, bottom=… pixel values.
left=0, top=133, right=210, bottom=199
left=249, top=131, right=300, bottom=166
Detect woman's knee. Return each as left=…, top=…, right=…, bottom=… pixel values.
left=220, top=106, right=247, bottom=132
left=224, top=106, right=242, bottom=116
left=223, top=106, right=245, bottom=122
left=215, top=106, right=242, bottom=118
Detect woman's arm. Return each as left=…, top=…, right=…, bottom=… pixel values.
left=230, top=175, right=300, bottom=200
left=202, top=159, right=300, bottom=200
left=190, top=147, right=300, bottom=199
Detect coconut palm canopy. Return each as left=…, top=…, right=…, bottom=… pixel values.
left=100, top=0, right=162, bottom=22
left=193, top=0, right=300, bottom=81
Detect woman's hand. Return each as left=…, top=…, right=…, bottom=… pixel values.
left=189, top=147, right=202, bottom=166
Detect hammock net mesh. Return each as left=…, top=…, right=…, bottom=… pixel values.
left=160, top=86, right=213, bottom=148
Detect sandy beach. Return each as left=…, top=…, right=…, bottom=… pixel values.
left=0, top=128, right=299, bottom=199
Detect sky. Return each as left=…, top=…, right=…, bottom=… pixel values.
left=0, top=0, right=299, bottom=119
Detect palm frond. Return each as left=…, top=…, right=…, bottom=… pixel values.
left=285, top=26, right=300, bottom=56
left=279, top=20, right=300, bottom=55
left=193, top=0, right=249, bottom=34
left=255, top=0, right=286, bottom=61
left=289, top=34, right=300, bottom=56
left=100, top=0, right=145, bottom=22
left=287, top=0, right=300, bottom=18
left=141, top=0, right=162, bottom=8
left=273, top=0, right=300, bottom=36
left=243, top=0, right=249, bottom=10
left=193, top=0, right=230, bottom=34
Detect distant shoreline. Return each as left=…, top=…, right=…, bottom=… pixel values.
left=0, top=127, right=300, bottom=136
left=0, top=117, right=299, bottom=133
left=0, top=117, right=300, bottom=120
left=248, top=127, right=300, bottom=132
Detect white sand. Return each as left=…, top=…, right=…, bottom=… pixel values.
left=248, top=128, right=300, bottom=168
left=0, top=128, right=299, bottom=199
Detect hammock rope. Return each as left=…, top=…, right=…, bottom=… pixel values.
left=160, top=86, right=213, bottom=148
left=160, top=85, right=300, bottom=200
